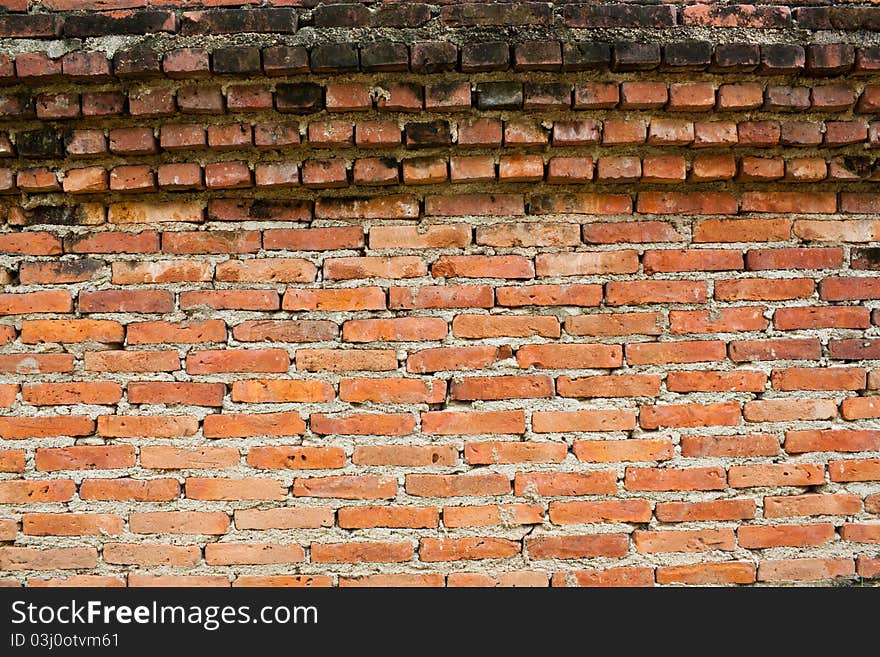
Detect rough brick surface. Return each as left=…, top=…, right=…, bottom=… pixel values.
left=0, top=0, right=878, bottom=588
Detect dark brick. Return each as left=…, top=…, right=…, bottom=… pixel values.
left=405, top=121, right=452, bottom=149
left=812, top=86, right=857, bottom=112
left=856, top=47, right=880, bottom=75
left=852, top=248, right=880, bottom=271
left=612, top=43, right=661, bottom=71
left=262, top=46, right=309, bottom=76
left=764, top=86, right=811, bottom=112
left=62, top=52, right=112, bottom=81
left=564, top=4, right=676, bottom=28
left=25, top=206, right=96, bottom=227
left=837, top=157, right=876, bottom=180
left=411, top=42, right=458, bottom=73
left=64, top=11, right=177, bottom=38
left=0, top=14, right=62, bottom=38
left=562, top=43, right=611, bottom=71
left=424, top=83, right=464, bottom=110
left=662, top=42, right=712, bottom=71
left=441, top=3, right=552, bottom=27
left=372, top=4, right=431, bottom=28
left=0, top=55, right=12, bottom=84
left=14, top=53, right=61, bottom=80
left=113, top=49, right=162, bottom=79
left=163, top=48, right=210, bottom=79
left=310, top=44, right=359, bottom=73
left=684, top=4, right=790, bottom=29
left=0, top=95, right=32, bottom=119
left=760, top=44, right=805, bottom=75
left=793, top=7, right=831, bottom=30
left=836, top=8, right=880, bottom=31
left=514, top=41, right=562, bottom=71
left=16, top=129, right=62, bottom=158
left=710, top=43, right=760, bottom=74
left=806, top=44, right=855, bottom=77
left=181, top=9, right=297, bottom=35
left=276, top=83, right=324, bottom=114
left=213, top=47, right=261, bottom=75
left=361, top=43, right=409, bottom=72
left=313, top=4, right=370, bottom=28
left=83, top=92, right=124, bottom=117
left=461, top=42, right=509, bottom=73
left=797, top=7, right=880, bottom=31
left=780, top=121, right=822, bottom=147
left=476, top=82, right=523, bottom=110
left=208, top=199, right=313, bottom=222
left=524, top=83, right=571, bottom=110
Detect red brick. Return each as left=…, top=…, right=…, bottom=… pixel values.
left=606, top=281, right=707, bottom=305
left=0, top=480, right=74, bottom=503
left=140, top=447, right=238, bottom=470
left=432, top=255, right=534, bottom=279
left=246, top=447, right=345, bottom=470
left=551, top=567, right=654, bottom=588
left=772, top=367, right=866, bottom=391
left=765, top=494, right=862, bottom=518
left=395, top=286, right=491, bottom=311
left=785, top=429, right=880, bottom=453
left=184, top=289, right=277, bottom=310
left=681, top=434, right=778, bottom=458
left=715, top=278, right=814, bottom=301
left=739, top=523, right=835, bottom=549
left=103, top=544, right=199, bottom=567
left=422, top=410, right=525, bottom=435
left=1, top=416, right=95, bottom=440
left=20, top=512, right=116, bottom=539
left=407, top=473, right=510, bottom=498
left=465, top=442, right=566, bottom=465
left=527, top=534, right=628, bottom=560
left=35, top=445, right=132, bottom=471
left=338, top=506, right=438, bottom=529
left=635, top=529, right=735, bottom=553
left=729, top=464, right=825, bottom=488
left=186, top=478, right=286, bottom=501
left=0, top=547, right=97, bottom=571
left=264, top=227, right=362, bottom=251
left=233, top=508, right=333, bottom=530
left=657, top=562, right=756, bottom=585
left=758, top=558, right=854, bottom=583
left=668, top=371, right=767, bottom=393
left=205, top=544, right=304, bottom=566
left=232, top=380, right=333, bottom=404
left=533, top=410, right=636, bottom=433
left=21, top=319, right=123, bottom=344
left=443, top=504, right=543, bottom=528
left=97, top=411, right=197, bottom=437
left=78, top=479, right=180, bottom=502
left=744, top=398, right=837, bottom=422
left=558, top=374, right=662, bottom=398
left=293, top=476, right=397, bottom=499
left=536, top=251, right=639, bottom=276
left=842, top=397, right=880, bottom=420
left=22, top=382, right=122, bottom=406
left=625, top=467, right=726, bottom=491
left=655, top=500, right=756, bottom=522
left=203, top=411, right=305, bottom=438
left=572, top=439, right=673, bottom=463
left=566, top=313, right=664, bottom=336
left=284, top=288, right=386, bottom=312
left=187, top=349, right=289, bottom=374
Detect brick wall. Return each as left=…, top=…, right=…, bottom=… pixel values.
left=0, top=1, right=879, bottom=587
